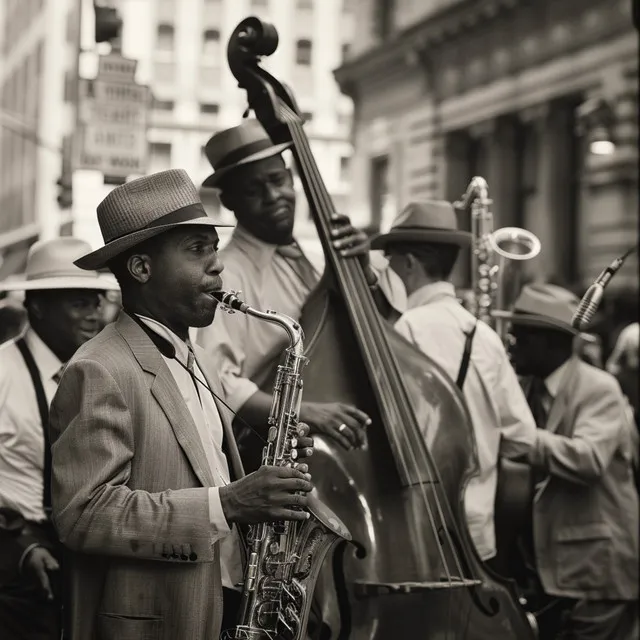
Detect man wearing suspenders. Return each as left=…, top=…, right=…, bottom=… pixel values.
left=0, top=237, right=118, bottom=640
left=371, top=200, right=536, bottom=564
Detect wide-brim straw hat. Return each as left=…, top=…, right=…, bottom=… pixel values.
left=75, top=168, right=233, bottom=271
left=202, top=119, right=292, bottom=188
left=0, top=237, right=119, bottom=292
left=492, top=283, right=580, bottom=334
left=370, top=200, right=472, bottom=250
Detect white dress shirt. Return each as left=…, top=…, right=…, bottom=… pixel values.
left=137, top=315, right=242, bottom=589
left=0, top=328, right=62, bottom=522
left=197, top=224, right=406, bottom=412
left=394, top=281, right=537, bottom=560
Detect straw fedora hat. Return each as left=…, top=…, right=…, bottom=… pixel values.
left=202, top=119, right=292, bottom=188
left=370, top=200, right=472, bottom=250
left=493, top=283, right=579, bottom=334
left=0, top=237, right=119, bottom=292
left=75, top=169, right=233, bottom=271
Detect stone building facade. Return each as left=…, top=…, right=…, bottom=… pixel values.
left=335, top=0, right=637, bottom=300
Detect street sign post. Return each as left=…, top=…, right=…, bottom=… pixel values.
left=76, top=52, right=150, bottom=184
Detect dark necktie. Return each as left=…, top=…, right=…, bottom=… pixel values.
left=527, top=376, right=549, bottom=430
left=52, top=365, right=65, bottom=385
left=186, top=343, right=201, bottom=403
left=276, top=243, right=320, bottom=292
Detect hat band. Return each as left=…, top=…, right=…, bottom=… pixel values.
left=212, top=138, right=278, bottom=173
left=106, top=202, right=207, bottom=243
left=26, top=269, right=101, bottom=280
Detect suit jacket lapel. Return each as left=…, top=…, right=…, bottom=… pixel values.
left=114, top=314, right=216, bottom=488
left=545, top=357, right=580, bottom=435
left=194, top=344, right=246, bottom=481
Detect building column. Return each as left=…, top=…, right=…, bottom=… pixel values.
left=443, top=130, right=474, bottom=287
left=580, top=66, right=638, bottom=294
left=485, top=115, right=519, bottom=230
left=519, top=103, right=560, bottom=282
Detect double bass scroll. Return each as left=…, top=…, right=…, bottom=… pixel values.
left=226, top=16, right=537, bottom=640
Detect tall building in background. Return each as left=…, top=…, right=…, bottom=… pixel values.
left=0, top=0, right=355, bottom=277
left=0, top=0, right=78, bottom=280
left=335, top=0, right=638, bottom=297
left=73, top=0, right=356, bottom=250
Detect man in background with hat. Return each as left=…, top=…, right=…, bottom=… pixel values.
left=372, top=200, right=537, bottom=565
left=49, top=169, right=317, bottom=640
left=503, top=283, right=638, bottom=640
left=197, top=119, right=406, bottom=455
left=0, top=237, right=119, bottom=640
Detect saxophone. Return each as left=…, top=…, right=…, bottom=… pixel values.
left=454, top=176, right=541, bottom=343
left=214, top=290, right=351, bottom=640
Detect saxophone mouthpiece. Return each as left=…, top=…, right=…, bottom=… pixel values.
left=213, top=290, right=250, bottom=313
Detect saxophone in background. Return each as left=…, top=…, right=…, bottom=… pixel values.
left=454, top=176, right=541, bottom=345
left=214, top=290, right=351, bottom=640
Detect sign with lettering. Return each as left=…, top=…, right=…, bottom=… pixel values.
left=76, top=52, right=150, bottom=183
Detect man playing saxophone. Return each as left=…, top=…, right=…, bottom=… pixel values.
left=48, top=170, right=316, bottom=640
left=372, top=200, right=537, bottom=564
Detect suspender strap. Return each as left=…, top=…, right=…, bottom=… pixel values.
left=16, top=338, right=53, bottom=518
left=456, top=321, right=478, bottom=390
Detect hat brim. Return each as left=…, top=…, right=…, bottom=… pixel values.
left=492, top=310, right=577, bottom=335
left=74, top=217, right=234, bottom=271
left=370, top=228, right=473, bottom=250
left=202, top=141, right=293, bottom=188
left=0, top=274, right=119, bottom=293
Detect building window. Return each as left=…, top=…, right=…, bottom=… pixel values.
left=250, top=0, right=268, bottom=8
left=374, top=0, right=394, bottom=40
left=202, top=29, right=220, bottom=60
left=152, top=98, right=174, bottom=111
left=340, top=156, right=350, bottom=182
left=296, top=39, right=312, bottom=65
left=296, top=0, right=313, bottom=9
left=200, top=103, right=219, bottom=115
left=156, top=24, right=175, bottom=52
left=149, top=142, right=172, bottom=172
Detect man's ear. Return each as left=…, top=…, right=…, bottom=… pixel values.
left=406, top=253, right=421, bottom=272
left=28, top=296, right=45, bottom=321
left=127, top=254, right=152, bottom=284
left=218, top=189, right=234, bottom=212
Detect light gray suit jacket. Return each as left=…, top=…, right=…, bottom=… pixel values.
left=529, top=357, right=639, bottom=601
left=49, top=313, right=245, bottom=640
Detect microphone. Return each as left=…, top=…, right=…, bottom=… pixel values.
left=572, top=247, right=637, bottom=331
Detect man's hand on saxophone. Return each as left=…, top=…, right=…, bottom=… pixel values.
left=219, top=422, right=315, bottom=524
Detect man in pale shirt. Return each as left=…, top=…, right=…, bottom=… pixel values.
left=0, top=237, right=119, bottom=640
left=197, top=119, right=406, bottom=454
left=370, top=200, right=536, bottom=562
left=49, top=169, right=315, bottom=640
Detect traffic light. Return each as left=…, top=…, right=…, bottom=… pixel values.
left=94, top=3, right=122, bottom=44
left=57, top=175, right=73, bottom=209
left=57, top=135, right=73, bottom=209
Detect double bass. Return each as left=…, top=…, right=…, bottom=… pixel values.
left=226, top=17, right=537, bottom=639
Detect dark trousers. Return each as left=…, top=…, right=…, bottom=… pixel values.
left=557, top=599, right=639, bottom=640
left=0, top=520, right=61, bottom=640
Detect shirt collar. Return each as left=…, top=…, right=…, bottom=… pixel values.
left=406, top=281, right=457, bottom=310
left=136, top=315, right=191, bottom=365
left=544, top=359, right=570, bottom=398
left=24, top=326, right=63, bottom=381
left=228, top=224, right=305, bottom=269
